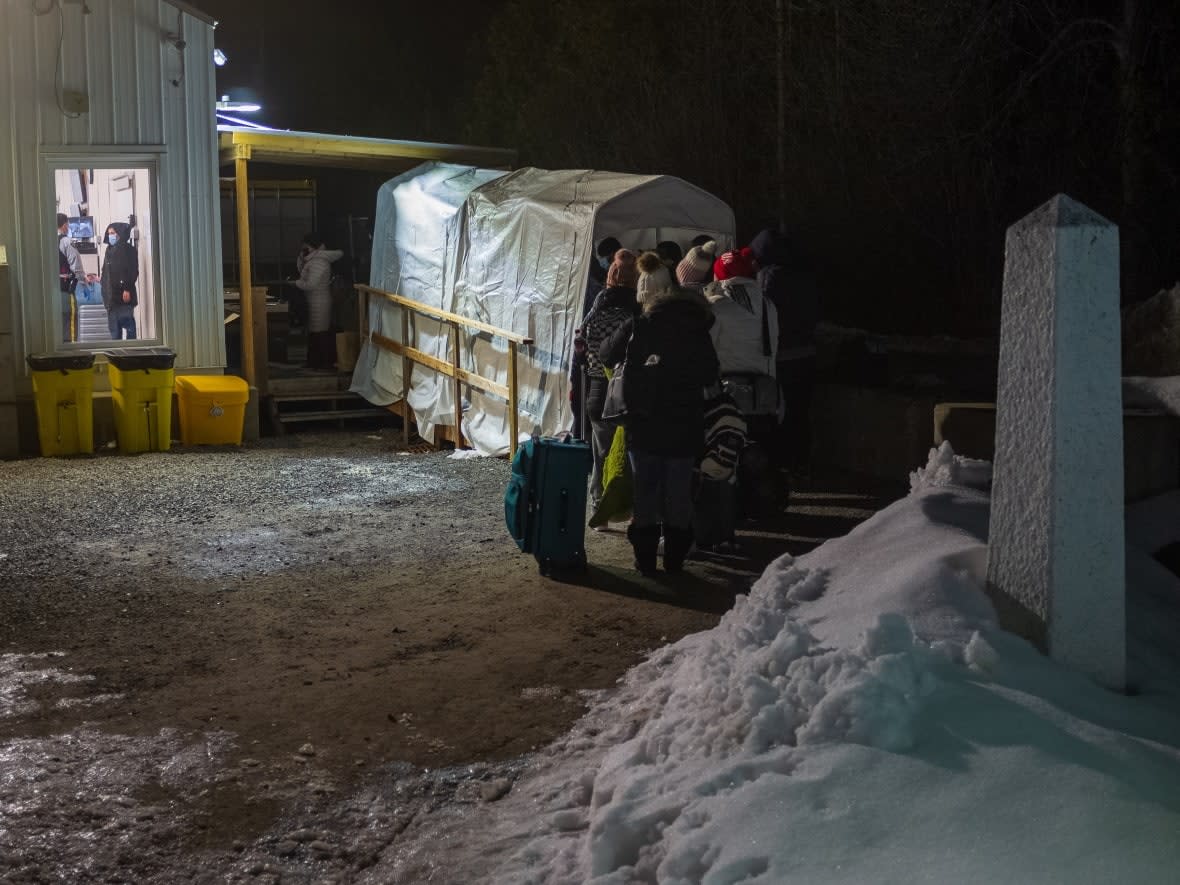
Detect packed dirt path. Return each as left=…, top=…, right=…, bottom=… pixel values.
left=0, top=430, right=897, bottom=882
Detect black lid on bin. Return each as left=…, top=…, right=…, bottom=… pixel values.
left=104, top=347, right=177, bottom=370
left=26, top=352, right=96, bottom=371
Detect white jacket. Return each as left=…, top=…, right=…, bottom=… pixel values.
left=704, top=277, right=779, bottom=377
left=295, top=247, right=343, bottom=333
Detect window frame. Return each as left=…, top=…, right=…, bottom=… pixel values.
left=41, top=147, right=166, bottom=351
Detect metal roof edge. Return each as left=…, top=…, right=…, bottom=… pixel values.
left=163, top=1, right=218, bottom=28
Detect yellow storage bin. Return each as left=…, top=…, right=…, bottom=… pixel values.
left=27, top=353, right=96, bottom=456
left=175, top=375, right=249, bottom=445
left=106, top=348, right=176, bottom=454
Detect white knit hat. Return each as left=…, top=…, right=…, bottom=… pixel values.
left=636, top=251, right=674, bottom=304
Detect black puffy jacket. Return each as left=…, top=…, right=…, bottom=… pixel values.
left=600, top=290, right=719, bottom=457
left=100, top=222, right=139, bottom=311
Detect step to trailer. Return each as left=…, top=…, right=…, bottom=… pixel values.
left=267, top=390, right=392, bottom=432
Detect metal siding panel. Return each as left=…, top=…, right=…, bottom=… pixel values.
left=171, top=13, right=223, bottom=368
left=88, top=2, right=116, bottom=144
left=109, top=3, right=137, bottom=145
left=0, top=10, right=32, bottom=364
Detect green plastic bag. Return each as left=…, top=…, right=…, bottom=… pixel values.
left=589, top=425, right=632, bottom=527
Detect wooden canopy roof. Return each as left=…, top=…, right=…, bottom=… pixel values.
left=218, top=127, right=517, bottom=173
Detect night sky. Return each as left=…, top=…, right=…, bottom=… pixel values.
left=193, top=0, right=1179, bottom=338
left=194, top=0, right=505, bottom=142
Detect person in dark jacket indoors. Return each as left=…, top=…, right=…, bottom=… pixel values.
left=749, top=227, right=820, bottom=473
left=571, top=235, right=624, bottom=438
left=582, top=249, right=639, bottom=509
left=600, top=251, right=720, bottom=575
left=100, top=221, right=139, bottom=340
left=57, top=213, right=85, bottom=343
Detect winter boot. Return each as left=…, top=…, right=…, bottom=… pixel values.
left=662, top=525, right=695, bottom=574
left=627, top=523, right=661, bottom=576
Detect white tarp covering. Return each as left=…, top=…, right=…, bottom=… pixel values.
left=352, top=163, right=736, bottom=454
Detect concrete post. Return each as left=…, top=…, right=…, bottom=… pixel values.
left=986, top=194, right=1125, bottom=689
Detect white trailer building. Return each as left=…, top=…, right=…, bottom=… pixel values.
left=0, top=0, right=223, bottom=457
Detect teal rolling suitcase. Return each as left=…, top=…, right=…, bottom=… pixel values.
left=505, top=435, right=592, bottom=575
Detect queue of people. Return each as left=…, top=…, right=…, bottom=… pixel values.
left=574, top=229, right=818, bottom=575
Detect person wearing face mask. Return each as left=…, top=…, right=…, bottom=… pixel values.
left=100, top=222, right=139, bottom=340
left=584, top=236, right=622, bottom=319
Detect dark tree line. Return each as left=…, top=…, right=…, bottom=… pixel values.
left=464, top=0, right=1179, bottom=337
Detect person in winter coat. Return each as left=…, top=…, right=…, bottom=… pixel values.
left=749, top=227, right=820, bottom=472
left=570, top=236, right=624, bottom=438
left=294, top=232, right=344, bottom=370
left=100, top=222, right=139, bottom=340
left=704, top=248, right=779, bottom=376
left=582, top=249, right=639, bottom=508
left=702, top=248, right=780, bottom=441
left=599, top=252, right=720, bottom=575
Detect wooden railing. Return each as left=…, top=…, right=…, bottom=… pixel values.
left=355, top=285, right=534, bottom=455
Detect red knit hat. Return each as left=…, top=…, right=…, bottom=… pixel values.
left=606, top=248, right=639, bottom=288
left=713, top=248, right=757, bottom=281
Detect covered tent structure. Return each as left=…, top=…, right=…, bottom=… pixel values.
left=352, top=163, right=736, bottom=455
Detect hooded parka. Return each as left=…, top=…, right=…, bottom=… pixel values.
left=100, top=222, right=138, bottom=312
left=599, top=289, right=719, bottom=457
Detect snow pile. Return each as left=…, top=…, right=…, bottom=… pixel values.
left=448, top=449, right=491, bottom=460
left=909, top=440, right=992, bottom=492
left=377, top=446, right=1180, bottom=885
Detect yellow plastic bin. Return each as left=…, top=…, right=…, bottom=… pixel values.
left=106, top=347, right=176, bottom=454
left=175, top=375, right=249, bottom=445
left=27, top=353, right=96, bottom=456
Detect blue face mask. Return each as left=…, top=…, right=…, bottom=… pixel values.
left=108, top=233, right=119, bottom=245
left=597, top=255, right=611, bottom=271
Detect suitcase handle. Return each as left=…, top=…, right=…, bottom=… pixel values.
left=558, top=488, right=568, bottom=534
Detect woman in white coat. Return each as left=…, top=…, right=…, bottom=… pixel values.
left=703, top=247, right=780, bottom=443
left=294, top=232, right=343, bottom=369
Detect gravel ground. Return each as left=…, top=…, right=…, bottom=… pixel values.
left=0, top=429, right=899, bottom=883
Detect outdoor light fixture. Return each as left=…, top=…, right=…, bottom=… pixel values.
left=213, top=48, right=227, bottom=66
left=216, top=93, right=261, bottom=113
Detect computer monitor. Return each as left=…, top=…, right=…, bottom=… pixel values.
left=67, top=216, right=95, bottom=239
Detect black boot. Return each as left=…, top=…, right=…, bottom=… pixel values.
left=627, top=523, right=661, bottom=576
left=662, top=525, right=694, bottom=573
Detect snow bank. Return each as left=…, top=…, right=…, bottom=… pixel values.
left=376, top=446, right=1180, bottom=884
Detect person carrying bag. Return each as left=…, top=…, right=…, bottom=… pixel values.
left=599, top=252, right=719, bottom=574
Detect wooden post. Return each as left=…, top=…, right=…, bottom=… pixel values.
left=233, top=147, right=256, bottom=391
left=508, top=340, right=519, bottom=457
left=400, top=307, right=411, bottom=448
left=359, top=285, right=368, bottom=339
left=451, top=323, right=464, bottom=448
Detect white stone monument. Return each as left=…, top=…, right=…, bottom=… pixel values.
left=986, top=194, right=1125, bottom=689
